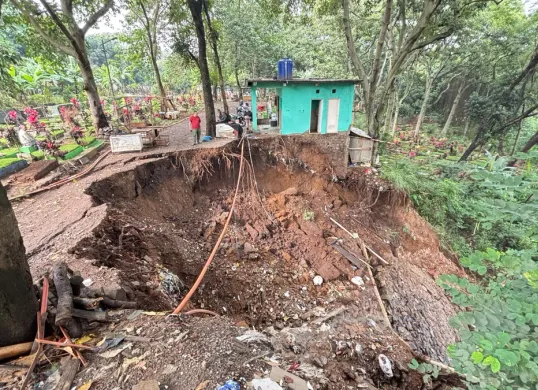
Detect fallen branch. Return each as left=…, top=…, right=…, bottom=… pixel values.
left=52, top=263, right=74, bottom=327
left=365, top=245, right=390, bottom=265
left=0, top=342, right=33, bottom=361
left=34, top=339, right=94, bottom=350
left=72, top=308, right=109, bottom=323
left=73, top=297, right=102, bottom=310
left=101, top=297, right=136, bottom=309
left=57, top=358, right=80, bottom=390
left=330, top=241, right=373, bottom=270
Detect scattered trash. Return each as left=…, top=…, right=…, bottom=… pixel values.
left=96, top=336, right=125, bottom=352
left=159, top=267, right=184, bottom=294
left=283, top=291, right=290, bottom=298
left=355, top=343, right=363, bottom=356
left=216, top=379, right=240, bottom=390
left=351, top=276, right=364, bottom=288
left=378, top=354, right=393, bottom=378
left=252, top=378, right=283, bottom=390
left=142, top=311, right=167, bottom=316
left=202, top=135, right=212, bottom=142
left=270, top=366, right=310, bottom=390
left=236, top=330, right=270, bottom=345
left=312, top=275, right=323, bottom=286
left=82, top=278, right=93, bottom=287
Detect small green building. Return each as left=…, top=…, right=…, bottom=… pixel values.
left=247, top=79, right=359, bottom=135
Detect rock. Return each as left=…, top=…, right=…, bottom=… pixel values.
left=281, top=251, right=293, bottom=262
left=243, top=242, right=258, bottom=254
left=355, top=343, right=363, bottom=356
left=313, top=356, right=328, bottom=368
left=132, top=380, right=160, bottom=390
left=378, top=354, right=393, bottom=378
left=274, top=321, right=285, bottom=330
left=248, top=253, right=260, bottom=260
left=313, top=275, right=323, bottom=286
left=245, top=223, right=259, bottom=240
left=332, top=199, right=343, bottom=209
left=217, top=211, right=229, bottom=224
left=351, top=276, right=364, bottom=288
left=280, top=187, right=298, bottom=196
left=343, top=368, right=356, bottom=380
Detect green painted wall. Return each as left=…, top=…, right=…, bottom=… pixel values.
left=251, top=82, right=355, bottom=134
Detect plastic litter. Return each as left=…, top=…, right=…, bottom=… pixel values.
left=312, top=275, right=323, bottom=286
left=351, top=276, right=364, bottom=287
left=216, top=379, right=240, bottom=390
left=202, top=135, right=212, bottom=142
left=378, top=354, right=393, bottom=378
left=251, top=378, right=283, bottom=390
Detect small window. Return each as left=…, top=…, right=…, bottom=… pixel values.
left=316, top=89, right=320, bottom=94
left=332, top=89, right=336, bottom=93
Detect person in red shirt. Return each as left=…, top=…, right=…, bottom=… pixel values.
left=189, top=111, right=201, bottom=145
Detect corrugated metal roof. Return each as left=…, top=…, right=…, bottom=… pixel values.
left=350, top=127, right=371, bottom=138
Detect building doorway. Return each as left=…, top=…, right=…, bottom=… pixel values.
left=310, top=99, right=322, bottom=133
left=326, top=98, right=340, bottom=133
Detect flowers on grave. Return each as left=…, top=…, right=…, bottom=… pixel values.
left=70, top=97, right=80, bottom=108
left=8, top=110, right=17, bottom=120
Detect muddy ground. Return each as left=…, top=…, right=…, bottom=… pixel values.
left=3, top=130, right=464, bottom=390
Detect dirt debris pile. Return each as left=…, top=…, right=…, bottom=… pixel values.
left=12, top=138, right=466, bottom=389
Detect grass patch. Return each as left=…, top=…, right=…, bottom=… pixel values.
left=31, top=150, right=45, bottom=160
left=59, top=143, right=80, bottom=153
left=0, top=147, right=19, bottom=157
left=0, top=158, right=23, bottom=168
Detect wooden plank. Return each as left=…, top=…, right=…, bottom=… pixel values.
left=330, top=242, right=372, bottom=270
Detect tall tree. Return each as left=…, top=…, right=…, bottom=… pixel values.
left=186, top=0, right=216, bottom=136
left=203, top=0, right=229, bottom=114
left=126, top=0, right=175, bottom=110
left=0, top=182, right=38, bottom=347
left=340, top=0, right=484, bottom=162
left=9, top=0, right=113, bottom=132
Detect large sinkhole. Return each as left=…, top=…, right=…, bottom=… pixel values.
left=76, top=140, right=460, bottom=363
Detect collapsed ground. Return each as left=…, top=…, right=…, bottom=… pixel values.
left=7, top=136, right=465, bottom=389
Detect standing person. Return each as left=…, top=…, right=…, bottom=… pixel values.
left=189, top=111, right=201, bottom=145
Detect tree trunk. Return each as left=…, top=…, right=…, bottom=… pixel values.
left=235, top=67, right=243, bottom=100
left=149, top=47, right=168, bottom=112
left=459, top=130, right=482, bottom=161
left=463, top=116, right=471, bottom=137
left=0, top=182, right=38, bottom=347
left=203, top=5, right=229, bottom=114
left=414, top=77, right=433, bottom=138
left=188, top=0, right=216, bottom=137
left=391, top=94, right=400, bottom=135
left=520, top=130, right=538, bottom=153
left=511, top=120, right=523, bottom=155
left=76, top=53, right=109, bottom=133
left=498, top=134, right=504, bottom=155
left=441, top=83, right=465, bottom=137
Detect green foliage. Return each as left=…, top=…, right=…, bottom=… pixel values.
left=408, top=359, right=441, bottom=384
left=438, top=249, right=538, bottom=388
left=0, top=158, right=23, bottom=168
left=381, top=154, right=538, bottom=255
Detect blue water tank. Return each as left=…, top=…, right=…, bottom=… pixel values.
left=277, top=59, right=286, bottom=80
left=284, top=58, right=293, bottom=80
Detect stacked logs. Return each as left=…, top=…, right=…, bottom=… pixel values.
left=46, top=262, right=137, bottom=338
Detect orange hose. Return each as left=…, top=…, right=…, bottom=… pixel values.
left=172, top=141, right=245, bottom=314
